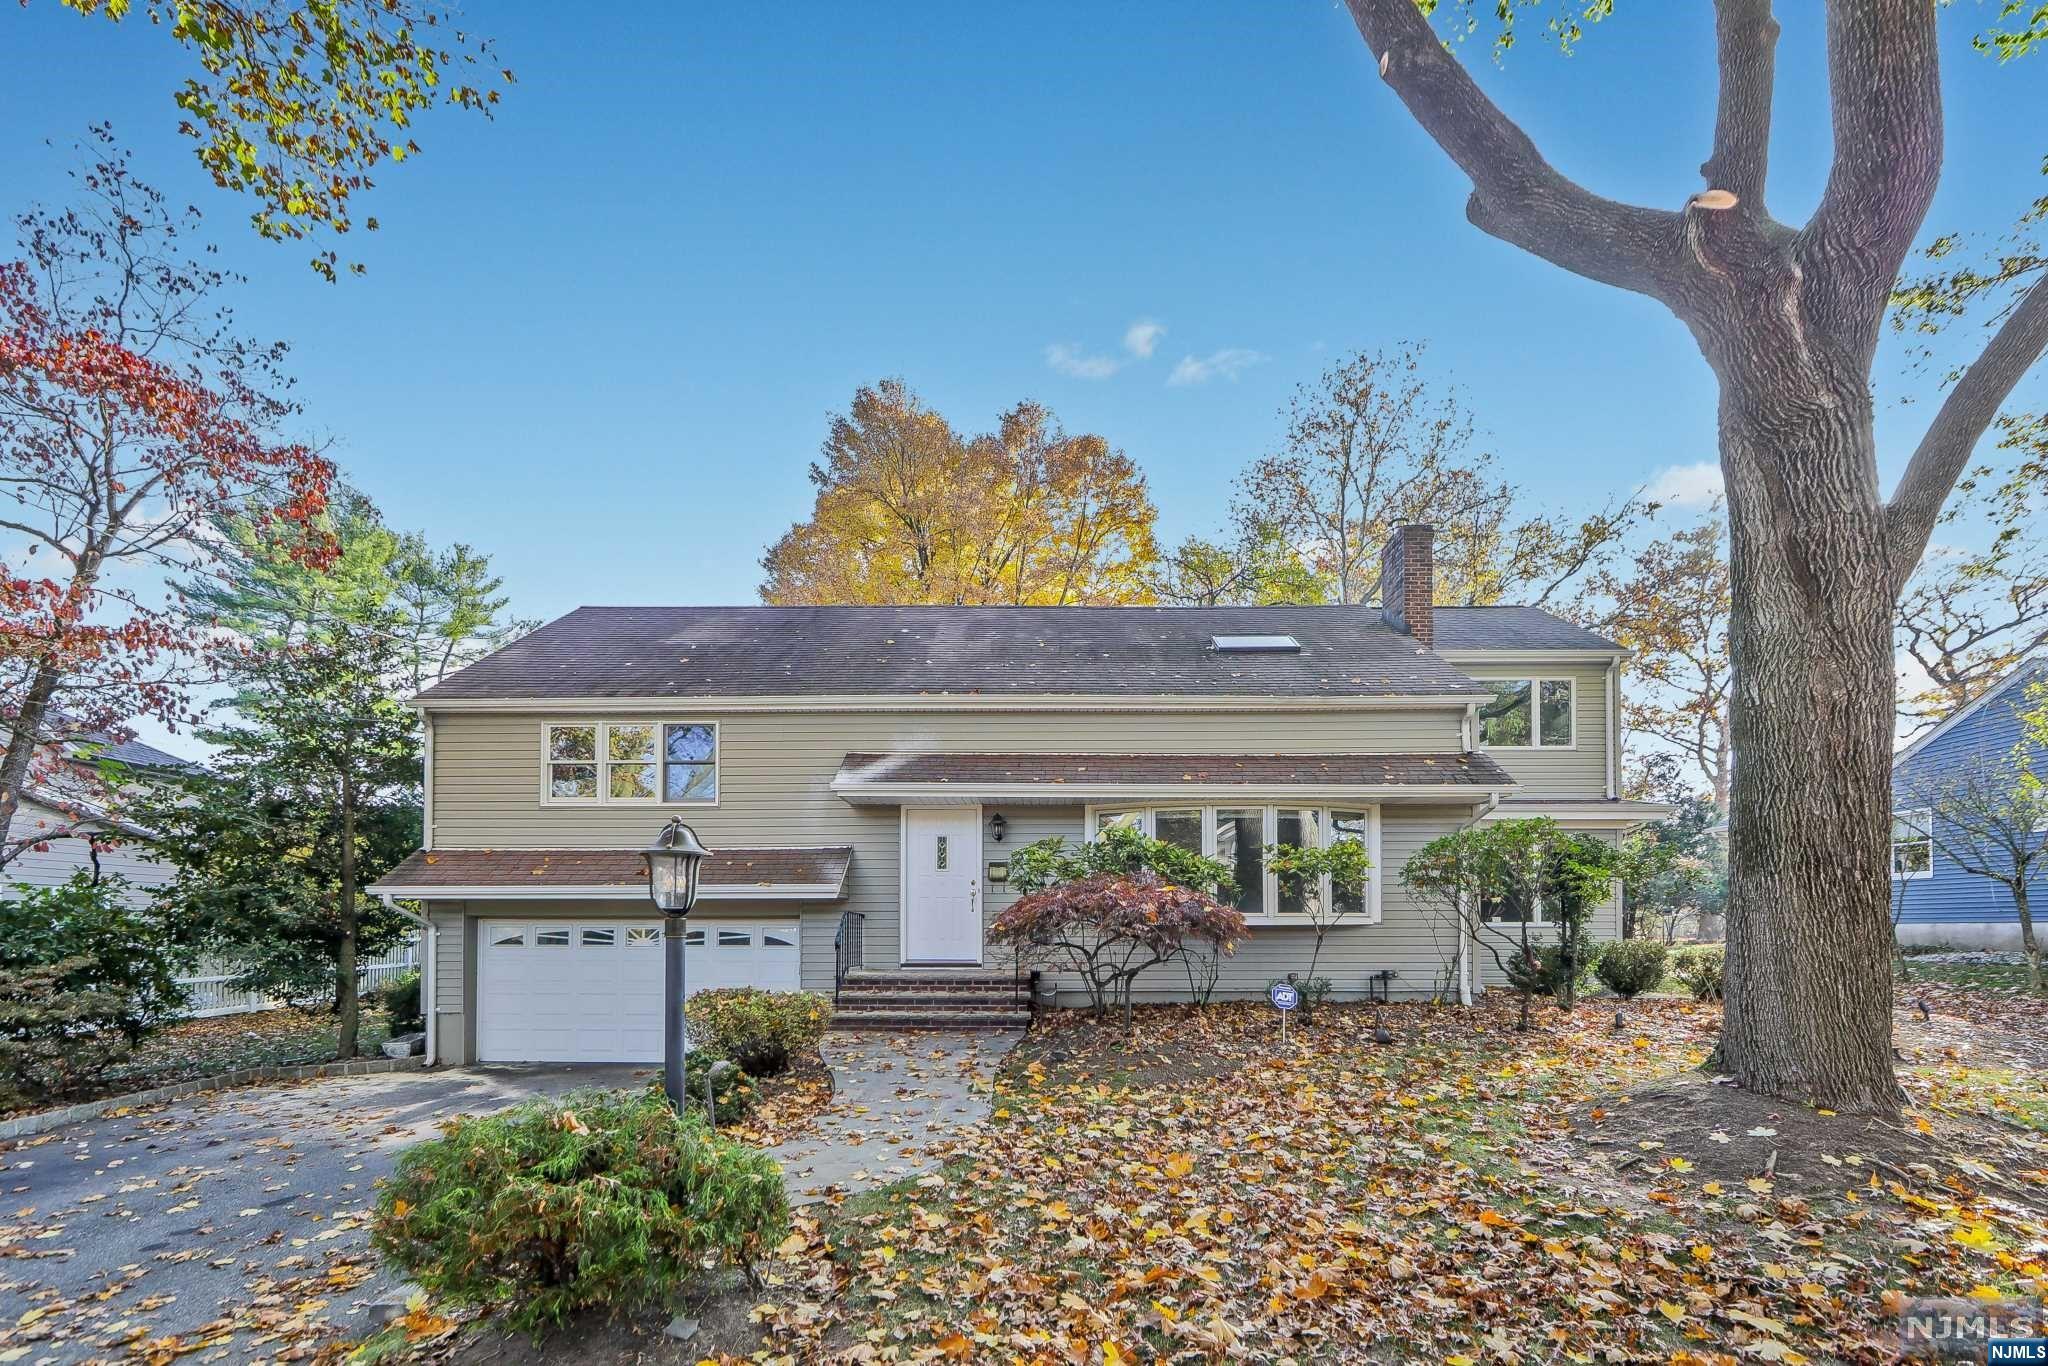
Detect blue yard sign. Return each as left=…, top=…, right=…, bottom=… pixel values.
left=1268, top=982, right=1300, bottom=1011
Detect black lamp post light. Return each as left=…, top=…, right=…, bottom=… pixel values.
left=644, top=817, right=710, bottom=1108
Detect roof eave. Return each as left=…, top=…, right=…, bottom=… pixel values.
left=408, top=691, right=1495, bottom=714
left=831, top=780, right=1516, bottom=807
left=368, top=880, right=848, bottom=902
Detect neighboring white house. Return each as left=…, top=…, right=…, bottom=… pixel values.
left=3, top=733, right=196, bottom=907
left=4, top=731, right=416, bottom=1015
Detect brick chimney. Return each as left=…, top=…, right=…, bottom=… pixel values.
left=1379, top=523, right=1435, bottom=648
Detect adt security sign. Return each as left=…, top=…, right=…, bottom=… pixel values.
left=1269, top=981, right=1300, bottom=1042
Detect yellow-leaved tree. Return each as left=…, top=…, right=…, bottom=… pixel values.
left=759, top=380, right=1159, bottom=606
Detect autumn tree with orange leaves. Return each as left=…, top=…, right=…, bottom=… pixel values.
left=0, top=137, right=335, bottom=868
left=760, top=380, right=1159, bottom=606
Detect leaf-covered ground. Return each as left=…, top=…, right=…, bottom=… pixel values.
left=715, top=987, right=2048, bottom=1365
left=0, top=1009, right=397, bottom=1120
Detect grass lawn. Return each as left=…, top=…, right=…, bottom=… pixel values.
left=0, top=1008, right=399, bottom=1119
left=1898, top=956, right=2040, bottom=992
left=730, top=986, right=2048, bottom=1364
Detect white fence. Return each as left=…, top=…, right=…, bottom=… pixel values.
left=176, top=936, right=421, bottom=1018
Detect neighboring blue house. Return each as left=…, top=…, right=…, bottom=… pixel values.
left=1890, top=655, right=2048, bottom=949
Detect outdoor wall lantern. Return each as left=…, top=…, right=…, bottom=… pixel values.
left=989, top=811, right=1008, bottom=843
left=644, top=817, right=710, bottom=1107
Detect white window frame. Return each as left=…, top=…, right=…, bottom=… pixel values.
left=541, top=720, right=720, bottom=807
left=1474, top=676, right=1578, bottom=750
left=1892, top=807, right=1934, bottom=881
left=1083, top=803, right=1381, bottom=926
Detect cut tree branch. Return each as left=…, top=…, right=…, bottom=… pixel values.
left=1343, top=0, right=1685, bottom=303
left=1888, top=271, right=2048, bottom=591
left=1702, top=0, right=1780, bottom=214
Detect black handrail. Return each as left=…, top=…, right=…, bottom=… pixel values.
left=833, top=910, right=865, bottom=1005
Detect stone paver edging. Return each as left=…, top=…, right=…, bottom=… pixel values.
left=0, top=1055, right=426, bottom=1142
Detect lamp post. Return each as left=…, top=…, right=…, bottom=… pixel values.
left=644, top=817, right=710, bottom=1108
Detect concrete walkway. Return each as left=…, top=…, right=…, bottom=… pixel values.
left=770, top=1031, right=1021, bottom=1205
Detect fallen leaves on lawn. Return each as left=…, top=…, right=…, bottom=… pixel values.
left=714, top=991, right=2048, bottom=1364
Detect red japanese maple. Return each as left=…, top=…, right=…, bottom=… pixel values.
left=992, top=872, right=1244, bottom=1028
left=0, top=139, right=335, bottom=866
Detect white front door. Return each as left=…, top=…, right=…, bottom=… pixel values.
left=903, top=807, right=982, bottom=964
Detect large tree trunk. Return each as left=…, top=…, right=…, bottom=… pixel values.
left=2015, top=882, right=2040, bottom=993
left=0, top=659, right=65, bottom=869
left=1712, top=394, right=1904, bottom=1112
left=336, top=777, right=361, bottom=1060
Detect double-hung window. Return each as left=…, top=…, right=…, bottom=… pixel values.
left=1087, top=804, right=1375, bottom=923
left=1891, top=808, right=1933, bottom=880
left=544, top=721, right=719, bottom=805
left=1477, top=677, right=1576, bottom=748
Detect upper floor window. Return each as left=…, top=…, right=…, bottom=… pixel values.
left=544, top=721, right=718, bottom=805
left=1477, top=677, right=1575, bottom=748
left=1891, top=808, right=1933, bottom=880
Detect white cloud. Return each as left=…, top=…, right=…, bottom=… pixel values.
left=1167, top=348, right=1267, bottom=387
left=1044, top=342, right=1122, bottom=380
left=1645, top=459, right=1724, bottom=511
left=1122, top=319, right=1166, bottom=359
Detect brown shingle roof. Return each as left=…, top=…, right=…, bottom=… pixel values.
left=832, top=751, right=1514, bottom=792
left=370, top=846, right=852, bottom=898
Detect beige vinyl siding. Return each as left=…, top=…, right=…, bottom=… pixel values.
left=429, top=705, right=1470, bottom=974
left=1462, top=659, right=1615, bottom=798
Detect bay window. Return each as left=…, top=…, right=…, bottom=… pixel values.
left=1086, top=803, right=1377, bottom=922
left=543, top=721, right=719, bottom=805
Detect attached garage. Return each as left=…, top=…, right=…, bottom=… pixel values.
left=475, top=918, right=802, bottom=1063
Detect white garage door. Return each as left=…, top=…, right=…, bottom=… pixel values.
left=476, top=919, right=802, bottom=1063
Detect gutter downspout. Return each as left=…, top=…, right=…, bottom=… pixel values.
left=1605, top=661, right=1619, bottom=800
left=379, top=892, right=435, bottom=1067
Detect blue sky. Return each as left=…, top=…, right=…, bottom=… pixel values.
left=3, top=2, right=2043, bottom=646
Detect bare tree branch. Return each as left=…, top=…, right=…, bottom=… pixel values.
left=1800, top=0, right=1944, bottom=346
left=1702, top=0, right=1781, bottom=213
left=1888, top=272, right=2048, bottom=589
left=1342, top=0, right=1685, bottom=303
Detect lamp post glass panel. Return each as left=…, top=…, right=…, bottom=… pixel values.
left=645, top=819, right=709, bottom=1107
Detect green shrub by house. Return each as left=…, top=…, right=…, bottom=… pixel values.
left=1504, top=943, right=1597, bottom=1001
left=683, top=987, right=831, bottom=1077
left=0, top=874, right=191, bottom=1104
left=1670, top=943, right=1726, bottom=1001
left=378, top=969, right=424, bottom=1033
left=682, top=1046, right=760, bottom=1124
left=1594, top=940, right=1670, bottom=999
left=372, top=1088, right=787, bottom=1334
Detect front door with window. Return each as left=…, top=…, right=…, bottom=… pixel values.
left=903, top=807, right=982, bottom=964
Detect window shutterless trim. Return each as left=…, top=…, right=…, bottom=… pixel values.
left=1472, top=676, right=1578, bottom=750
left=539, top=720, right=720, bottom=808
left=1890, top=805, right=1935, bottom=881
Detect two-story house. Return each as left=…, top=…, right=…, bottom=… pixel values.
left=1890, top=654, right=2048, bottom=949
left=371, top=525, right=1666, bottom=1065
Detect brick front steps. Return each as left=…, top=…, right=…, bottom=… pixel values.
left=833, top=968, right=1033, bottom=1031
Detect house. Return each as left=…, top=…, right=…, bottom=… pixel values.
left=3, top=733, right=199, bottom=908
left=369, top=524, right=1668, bottom=1066
left=1890, top=654, right=2048, bottom=949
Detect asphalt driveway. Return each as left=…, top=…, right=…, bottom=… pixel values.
left=0, top=1064, right=651, bottom=1364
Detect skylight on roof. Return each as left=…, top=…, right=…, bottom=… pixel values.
left=1210, top=634, right=1302, bottom=653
